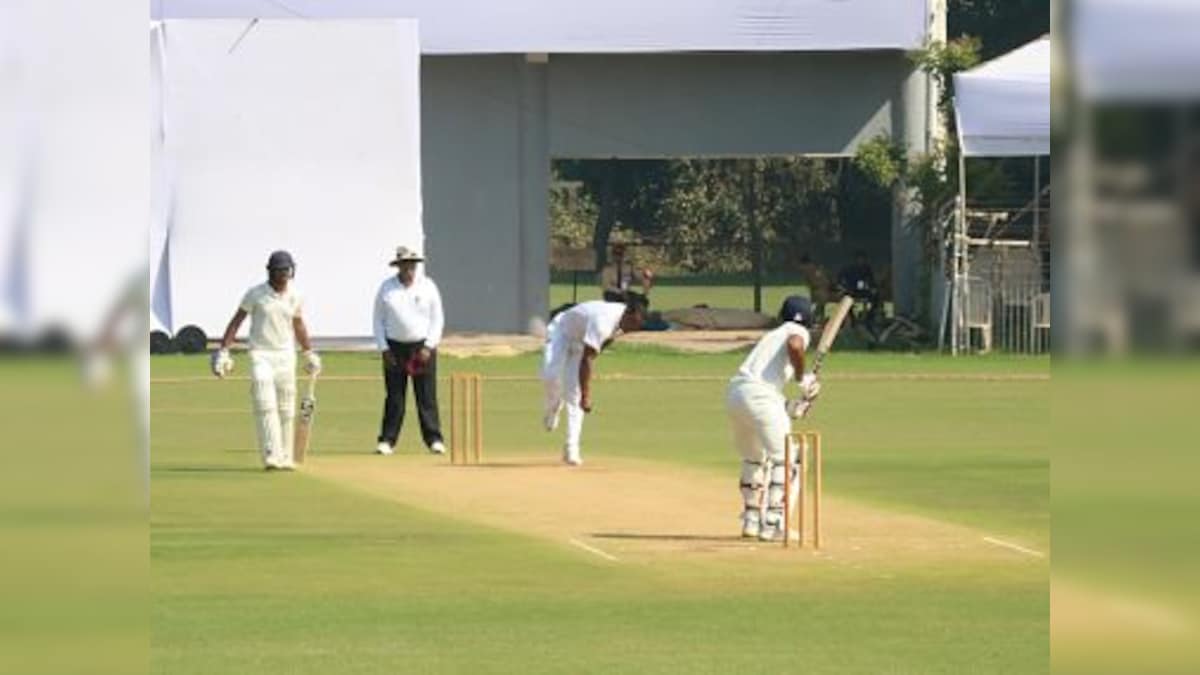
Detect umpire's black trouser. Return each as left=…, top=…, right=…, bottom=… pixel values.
left=378, top=339, right=443, bottom=448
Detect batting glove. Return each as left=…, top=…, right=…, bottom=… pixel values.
left=799, top=373, right=821, bottom=400
left=211, top=348, right=234, bottom=378
left=303, top=349, right=322, bottom=375
left=785, top=398, right=812, bottom=420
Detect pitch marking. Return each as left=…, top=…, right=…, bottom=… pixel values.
left=569, top=538, right=620, bottom=562
left=982, top=536, right=1045, bottom=558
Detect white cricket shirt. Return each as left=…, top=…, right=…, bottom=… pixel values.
left=239, top=282, right=303, bottom=351
left=373, top=274, right=444, bottom=350
left=549, top=300, right=627, bottom=352
left=733, top=322, right=812, bottom=391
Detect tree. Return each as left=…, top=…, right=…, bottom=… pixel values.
left=659, top=158, right=841, bottom=279
left=554, top=159, right=672, bottom=272
left=950, top=1, right=1050, bottom=61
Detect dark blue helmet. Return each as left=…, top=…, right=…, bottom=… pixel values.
left=778, top=295, right=813, bottom=327
left=266, top=250, right=295, bottom=271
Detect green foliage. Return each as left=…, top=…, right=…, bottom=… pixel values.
left=555, top=159, right=673, bottom=270
left=849, top=36, right=981, bottom=317
left=659, top=158, right=840, bottom=274
left=950, top=0, right=1050, bottom=61
left=552, top=158, right=847, bottom=276
left=852, top=136, right=906, bottom=189
left=909, top=36, right=983, bottom=129
left=548, top=173, right=597, bottom=250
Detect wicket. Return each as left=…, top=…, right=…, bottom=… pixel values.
left=783, top=430, right=822, bottom=549
left=449, top=372, right=483, bottom=465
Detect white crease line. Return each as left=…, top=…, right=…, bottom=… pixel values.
left=569, top=538, right=620, bottom=562
left=983, top=536, right=1045, bottom=558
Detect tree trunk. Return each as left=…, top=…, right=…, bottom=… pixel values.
left=747, top=159, right=764, bottom=313
left=592, top=159, right=618, bottom=278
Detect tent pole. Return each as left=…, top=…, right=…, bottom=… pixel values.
left=1033, top=156, right=1041, bottom=243
left=954, top=150, right=967, bottom=355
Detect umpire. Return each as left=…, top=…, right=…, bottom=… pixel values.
left=372, top=246, right=446, bottom=456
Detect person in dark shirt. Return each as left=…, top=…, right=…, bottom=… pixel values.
left=836, top=250, right=882, bottom=335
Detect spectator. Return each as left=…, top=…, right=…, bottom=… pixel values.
left=601, top=242, right=654, bottom=303
left=836, top=250, right=883, bottom=334
left=797, top=254, right=832, bottom=321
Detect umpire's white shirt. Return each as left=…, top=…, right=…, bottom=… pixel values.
left=732, top=322, right=812, bottom=392
left=240, top=282, right=303, bottom=351
left=373, top=275, right=444, bottom=351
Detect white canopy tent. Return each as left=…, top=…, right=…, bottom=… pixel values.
left=947, top=36, right=1051, bottom=354
left=1063, top=1, right=1200, bottom=352
left=954, top=36, right=1050, bottom=158
left=151, top=0, right=929, bottom=53
left=1072, top=0, right=1200, bottom=102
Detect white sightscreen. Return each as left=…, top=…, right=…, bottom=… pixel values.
left=151, top=0, right=929, bottom=53
left=1, top=1, right=146, bottom=337
left=150, top=23, right=171, bottom=333
left=158, top=19, right=422, bottom=338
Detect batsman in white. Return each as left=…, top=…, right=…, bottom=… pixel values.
left=725, top=296, right=821, bottom=541
left=541, top=297, right=647, bottom=466
left=211, top=250, right=322, bottom=470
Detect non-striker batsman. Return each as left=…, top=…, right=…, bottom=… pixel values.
left=211, top=250, right=322, bottom=470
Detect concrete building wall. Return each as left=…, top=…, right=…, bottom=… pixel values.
left=549, top=52, right=909, bottom=158
left=422, top=52, right=928, bottom=332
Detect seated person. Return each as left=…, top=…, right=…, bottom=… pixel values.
left=601, top=242, right=655, bottom=303
left=836, top=250, right=883, bottom=333
left=797, top=254, right=832, bottom=322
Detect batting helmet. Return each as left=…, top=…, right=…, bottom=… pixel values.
left=778, top=295, right=813, bottom=327
left=266, top=250, right=296, bottom=273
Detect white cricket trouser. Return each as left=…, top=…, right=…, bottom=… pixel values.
left=249, top=349, right=297, bottom=468
left=725, top=377, right=789, bottom=463
left=726, top=376, right=793, bottom=525
left=541, top=331, right=585, bottom=454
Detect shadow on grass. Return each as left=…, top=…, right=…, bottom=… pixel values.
left=591, top=532, right=743, bottom=543
left=155, top=466, right=264, bottom=474
left=437, top=460, right=564, bottom=469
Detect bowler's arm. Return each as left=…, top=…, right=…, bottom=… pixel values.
left=578, top=345, right=598, bottom=412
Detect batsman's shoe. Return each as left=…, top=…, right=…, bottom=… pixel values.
left=429, top=441, right=446, bottom=455
left=757, top=523, right=784, bottom=542
left=562, top=447, right=583, bottom=466
left=740, top=513, right=761, bottom=539
left=375, top=441, right=395, bottom=456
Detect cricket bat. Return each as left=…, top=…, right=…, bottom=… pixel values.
left=792, top=296, right=854, bottom=420
left=811, top=295, right=855, bottom=376
left=294, top=373, right=318, bottom=463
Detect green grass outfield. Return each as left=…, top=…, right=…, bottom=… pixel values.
left=152, top=347, right=1048, bottom=673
